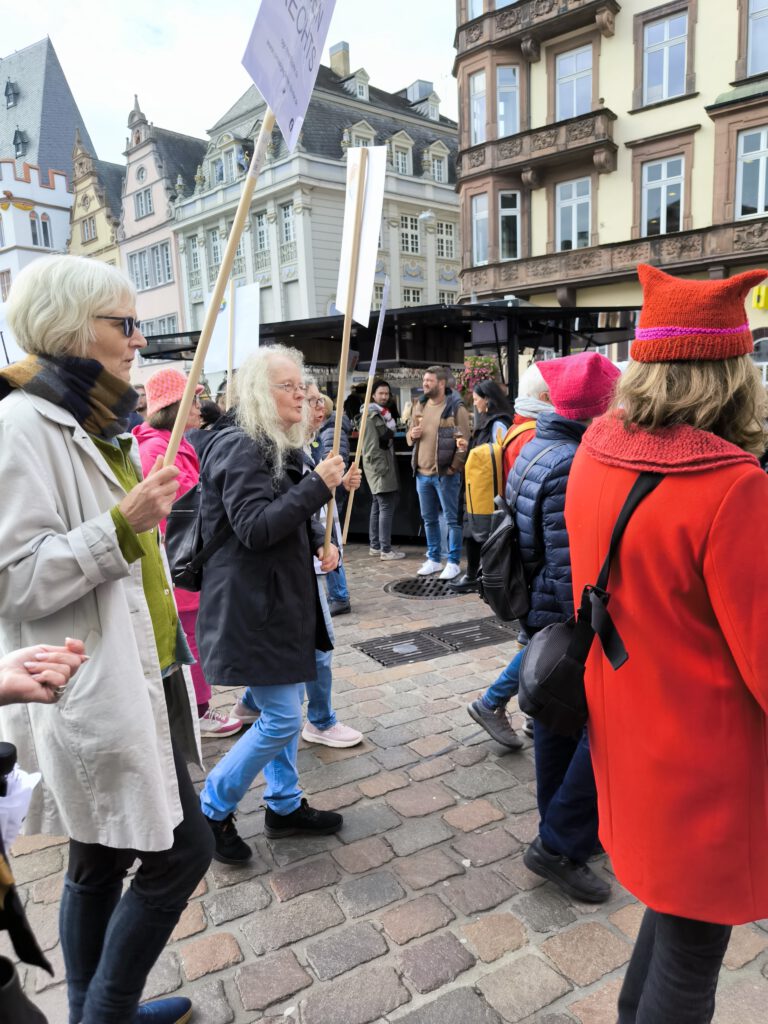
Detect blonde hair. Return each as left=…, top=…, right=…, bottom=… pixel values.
left=6, top=254, right=136, bottom=358
left=614, top=355, right=767, bottom=456
left=235, top=345, right=309, bottom=480
left=321, top=393, right=334, bottom=417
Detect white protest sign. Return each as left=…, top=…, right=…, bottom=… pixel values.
left=204, top=281, right=261, bottom=374
left=0, top=302, right=25, bottom=365
left=242, top=0, right=337, bottom=154
left=335, top=146, right=387, bottom=326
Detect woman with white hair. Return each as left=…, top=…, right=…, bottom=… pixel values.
left=0, top=255, right=212, bottom=1024
left=195, top=346, right=346, bottom=863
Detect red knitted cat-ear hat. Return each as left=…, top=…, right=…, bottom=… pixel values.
left=630, top=264, right=768, bottom=362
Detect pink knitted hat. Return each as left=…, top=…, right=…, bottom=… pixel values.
left=145, top=368, right=203, bottom=418
left=538, top=352, right=621, bottom=420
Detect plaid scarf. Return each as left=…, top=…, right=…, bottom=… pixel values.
left=0, top=354, right=137, bottom=439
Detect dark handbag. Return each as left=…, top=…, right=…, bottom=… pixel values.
left=478, top=442, right=569, bottom=622
left=518, top=471, right=663, bottom=735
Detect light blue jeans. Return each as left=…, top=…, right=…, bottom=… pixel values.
left=324, top=561, right=350, bottom=603
left=415, top=472, right=462, bottom=564
left=483, top=648, right=525, bottom=708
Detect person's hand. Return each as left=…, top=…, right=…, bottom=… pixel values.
left=118, top=456, right=180, bottom=533
left=0, top=638, right=88, bottom=706
left=456, top=436, right=469, bottom=453
left=315, top=454, right=345, bottom=490
left=316, top=543, right=340, bottom=572
left=410, top=422, right=423, bottom=440
left=342, top=465, right=362, bottom=492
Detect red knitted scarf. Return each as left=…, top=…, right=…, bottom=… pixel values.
left=582, top=413, right=759, bottom=474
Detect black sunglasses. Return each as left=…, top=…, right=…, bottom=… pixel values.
left=96, top=315, right=141, bottom=338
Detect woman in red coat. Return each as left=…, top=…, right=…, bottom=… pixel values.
left=566, top=264, right=768, bottom=1023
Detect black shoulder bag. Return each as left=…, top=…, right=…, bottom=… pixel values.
left=518, top=471, right=663, bottom=736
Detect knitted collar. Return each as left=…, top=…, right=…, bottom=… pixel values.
left=582, top=412, right=759, bottom=474
left=0, top=355, right=137, bottom=439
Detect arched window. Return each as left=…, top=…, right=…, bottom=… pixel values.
left=29, top=211, right=40, bottom=247
left=41, top=214, right=52, bottom=248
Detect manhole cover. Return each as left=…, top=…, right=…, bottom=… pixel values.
left=430, top=617, right=518, bottom=652
left=384, top=577, right=462, bottom=600
left=354, top=631, right=452, bottom=667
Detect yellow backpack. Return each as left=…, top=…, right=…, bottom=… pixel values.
left=464, top=426, right=507, bottom=542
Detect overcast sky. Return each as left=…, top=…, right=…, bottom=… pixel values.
left=2, top=1, right=459, bottom=164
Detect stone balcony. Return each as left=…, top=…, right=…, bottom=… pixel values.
left=458, top=109, right=617, bottom=186
left=456, top=0, right=620, bottom=63
left=460, top=219, right=768, bottom=299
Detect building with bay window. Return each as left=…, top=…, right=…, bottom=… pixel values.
left=173, top=42, right=460, bottom=329
left=454, top=0, right=768, bottom=345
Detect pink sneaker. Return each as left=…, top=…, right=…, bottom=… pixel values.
left=301, top=721, right=363, bottom=748
left=198, top=708, right=243, bottom=737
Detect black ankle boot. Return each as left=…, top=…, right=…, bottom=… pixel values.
left=264, top=798, right=343, bottom=838
left=0, top=955, right=48, bottom=1023
left=206, top=813, right=252, bottom=864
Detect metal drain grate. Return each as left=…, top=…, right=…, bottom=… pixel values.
left=354, top=616, right=520, bottom=666
left=430, top=617, right=518, bottom=652
left=354, top=631, right=452, bottom=667
left=384, top=577, right=462, bottom=600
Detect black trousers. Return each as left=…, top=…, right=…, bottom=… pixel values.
left=465, top=536, right=482, bottom=579
left=617, top=907, right=732, bottom=1024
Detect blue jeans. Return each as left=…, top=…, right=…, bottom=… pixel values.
left=415, top=472, right=462, bottom=564
left=325, top=561, right=349, bottom=603
left=201, top=683, right=305, bottom=817
left=534, top=723, right=598, bottom=865
left=483, top=648, right=524, bottom=708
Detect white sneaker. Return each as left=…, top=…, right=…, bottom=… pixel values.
left=439, top=562, right=462, bottom=581
left=302, top=721, right=363, bottom=748
left=199, top=708, right=243, bottom=737
left=231, top=698, right=260, bottom=724
left=369, top=547, right=381, bottom=555
left=417, top=559, right=443, bottom=576
left=381, top=549, right=406, bottom=560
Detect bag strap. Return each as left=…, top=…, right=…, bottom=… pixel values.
left=502, top=420, right=536, bottom=449
left=508, top=441, right=571, bottom=513
left=185, top=426, right=242, bottom=571
left=488, top=442, right=499, bottom=497
left=574, top=471, right=664, bottom=669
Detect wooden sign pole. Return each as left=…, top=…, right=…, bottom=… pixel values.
left=341, top=374, right=375, bottom=545
left=225, top=277, right=236, bottom=410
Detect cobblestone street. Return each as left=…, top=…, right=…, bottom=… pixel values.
left=5, top=547, right=768, bottom=1024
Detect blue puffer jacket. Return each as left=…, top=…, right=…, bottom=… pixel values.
left=505, top=410, right=586, bottom=631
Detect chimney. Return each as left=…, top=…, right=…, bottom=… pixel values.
left=330, top=41, right=350, bottom=78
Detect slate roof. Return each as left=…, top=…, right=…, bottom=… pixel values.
left=208, top=63, right=458, bottom=182
left=93, top=158, right=125, bottom=221
left=0, top=38, right=95, bottom=182
left=152, top=127, right=207, bottom=193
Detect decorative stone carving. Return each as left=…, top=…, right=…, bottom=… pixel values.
left=567, top=118, right=596, bottom=142
left=595, top=6, right=616, bottom=37
left=593, top=147, right=617, bottom=173
left=534, top=0, right=557, bottom=16
left=612, top=243, right=650, bottom=267
left=467, top=24, right=483, bottom=43
left=521, top=167, right=542, bottom=189
left=521, top=36, right=541, bottom=62
left=403, top=261, right=424, bottom=280
left=568, top=249, right=602, bottom=271
left=500, top=262, right=519, bottom=281
left=177, top=241, right=186, bottom=255
left=661, top=235, right=703, bottom=261
left=531, top=129, right=557, bottom=151
left=528, top=258, right=561, bottom=280
left=439, top=266, right=459, bottom=282
left=468, top=149, right=486, bottom=167
left=281, top=265, right=298, bottom=282
left=734, top=222, right=768, bottom=251
left=499, top=138, right=524, bottom=159
left=496, top=9, right=521, bottom=30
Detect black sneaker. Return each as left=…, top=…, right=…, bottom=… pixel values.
left=328, top=600, right=351, bottom=617
left=467, top=699, right=524, bottom=749
left=523, top=836, right=611, bottom=903
left=206, top=812, right=252, bottom=864
left=264, top=798, right=343, bottom=838
left=448, top=573, right=480, bottom=593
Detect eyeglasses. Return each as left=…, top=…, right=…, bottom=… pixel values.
left=96, top=315, right=141, bottom=338
left=307, top=397, right=325, bottom=408
left=271, top=382, right=308, bottom=395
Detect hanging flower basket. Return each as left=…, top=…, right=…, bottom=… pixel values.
left=455, top=356, right=499, bottom=401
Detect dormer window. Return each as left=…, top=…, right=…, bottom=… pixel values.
left=13, top=128, right=27, bottom=158
left=343, top=69, right=370, bottom=101
left=424, top=140, right=451, bottom=184
left=390, top=131, right=415, bottom=176
left=357, top=81, right=367, bottom=100
left=347, top=120, right=376, bottom=150
left=428, top=102, right=439, bottom=121
left=5, top=80, right=18, bottom=109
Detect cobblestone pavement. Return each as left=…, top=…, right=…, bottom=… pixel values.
left=5, top=545, right=768, bottom=1023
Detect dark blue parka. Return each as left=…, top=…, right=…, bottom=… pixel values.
left=505, top=410, right=586, bottom=631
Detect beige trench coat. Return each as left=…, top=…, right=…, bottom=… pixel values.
left=0, top=391, right=201, bottom=851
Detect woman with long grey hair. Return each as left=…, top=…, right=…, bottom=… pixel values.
left=195, top=345, right=347, bottom=862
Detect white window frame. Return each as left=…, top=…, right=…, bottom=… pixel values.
left=436, top=221, right=456, bottom=259
left=432, top=155, right=447, bottom=182
left=471, top=193, right=489, bottom=265
left=749, top=0, right=768, bottom=77
left=643, top=12, right=688, bottom=105
left=0, top=269, right=10, bottom=302
left=438, top=289, right=457, bottom=304
left=394, top=147, right=410, bottom=175
left=280, top=203, right=295, bottom=244
left=400, top=215, right=420, bottom=254
left=253, top=211, right=269, bottom=252
left=499, top=190, right=521, bottom=261
left=134, top=187, right=153, bottom=219
left=189, top=237, right=200, bottom=271
left=373, top=283, right=384, bottom=310
left=128, top=243, right=172, bottom=291
left=352, top=135, right=372, bottom=147
left=41, top=216, right=52, bottom=248
left=497, top=66, right=520, bottom=137
left=556, top=45, right=593, bottom=121
left=29, top=213, right=40, bottom=247
left=556, top=178, right=591, bottom=252
left=208, top=228, right=221, bottom=266
left=224, top=149, right=236, bottom=182
left=81, top=216, right=96, bottom=243
left=736, top=125, right=768, bottom=219
left=469, top=71, right=487, bottom=146
left=641, top=156, right=684, bottom=235
left=402, top=287, right=423, bottom=306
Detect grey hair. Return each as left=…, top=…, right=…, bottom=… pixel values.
left=235, top=345, right=309, bottom=481
left=517, top=362, right=547, bottom=400
left=6, top=254, right=136, bottom=358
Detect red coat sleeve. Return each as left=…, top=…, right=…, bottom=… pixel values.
left=704, top=468, right=768, bottom=716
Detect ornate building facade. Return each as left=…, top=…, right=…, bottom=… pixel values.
left=173, top=42, right=461, bottom=330
left=454, top=0, right=768, bottom=339
left=68, top=131, right=124, bottom=266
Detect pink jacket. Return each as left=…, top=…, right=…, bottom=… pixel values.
left=132, top=422, right=200, bottom=612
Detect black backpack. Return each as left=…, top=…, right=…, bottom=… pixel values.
left=164, top=428, right=236, bottom=591
left=477, top=442, right=568, bottom=622
left=518, top=471, right=663, bottom=735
